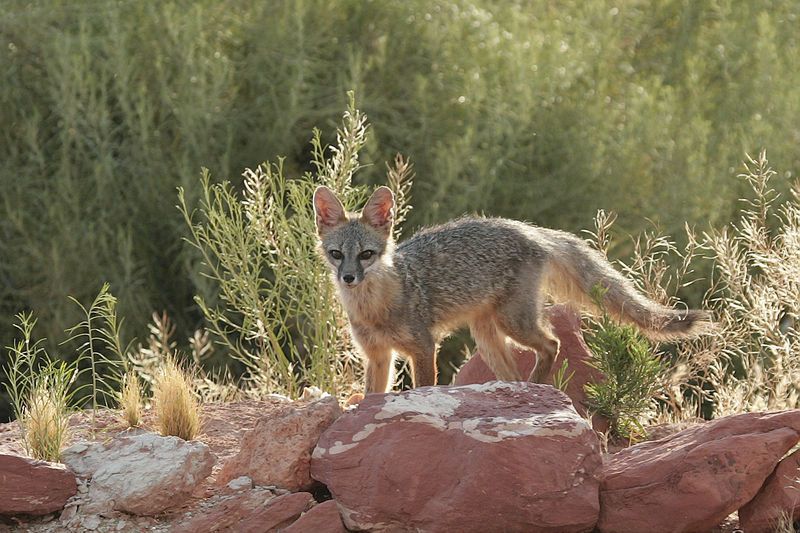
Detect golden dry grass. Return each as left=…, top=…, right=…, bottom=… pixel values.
left=772, top=511, right=797, bottom=533
left=119, top=371, right=142, bottom=428
left=24, top=381, right=70, bottom=462
left=153, top=358, right=201, bottom=441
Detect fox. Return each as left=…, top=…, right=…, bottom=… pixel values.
left=313, top=185, right=713, bottom=394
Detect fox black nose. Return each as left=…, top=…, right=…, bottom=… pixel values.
left=343, top=274, right=355, bottom=283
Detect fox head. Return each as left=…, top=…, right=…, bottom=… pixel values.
left=313, top=185, right=395, bottom=288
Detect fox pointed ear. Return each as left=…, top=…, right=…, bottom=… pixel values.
left=361, top=186, right=395, bottom=235
left=313, top=186, right=347, bottom=235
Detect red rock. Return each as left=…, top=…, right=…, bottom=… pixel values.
left=311, top=382, right=602, bottom=532
left=284, top=500, right=347, bottom=533
left=0, top=452, right=77, bottom=516
left=174, top=490, right=314, bottom=533
left=454, top=304, right=609, bottom=432
left=599, top=410, right=800, bottom=533
left=218, top=396, right=341, bottom=491
left=739, top=447, right=800, bottom=532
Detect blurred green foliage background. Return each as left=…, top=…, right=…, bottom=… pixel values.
left=1, top=0, right=798, bottom=419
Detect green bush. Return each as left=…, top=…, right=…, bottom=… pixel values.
left=2, top=0, right=799, bottom=417
left=584, top=287, right=665, bottom=439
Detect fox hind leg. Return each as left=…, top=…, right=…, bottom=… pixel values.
left=495, top=273, right=561, bottom=384
left=470, top=316, right=522, bottom=381
left=517, top=322, right=559, bottom=383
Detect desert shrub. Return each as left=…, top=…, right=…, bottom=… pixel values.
left=2, top=2, right=799, bottom=394
left=126, top=311, right=240, bottom=404
left=2, top=1, right=800, bottom=419
left=704, top=151, right=800, bottom=415
left=127, top=311, right=178, bottom=393
left=3, top=285, right=152, bottom=457
left=581, top=208, right=714, bottom=434
left=581, top=152, right=800, bottom=428
left=596, top=213, right=721, bottom=424
left=65, top=283, right=131, bottom=426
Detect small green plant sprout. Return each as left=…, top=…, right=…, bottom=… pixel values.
left=552, top=358, right=575, bottom=392
left=3, top=312, right=79, bottom=462
left=64, top=283, right=133, bottom=430
left=584, top=285, right=666, bottom=440
left=153, top=356, right=201, bottom=441
left=119, top=371, right=143, bottom=428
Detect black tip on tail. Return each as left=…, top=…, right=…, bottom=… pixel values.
left=661, top=309, right=715, bottom=338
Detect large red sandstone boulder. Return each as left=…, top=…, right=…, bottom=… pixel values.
left=739, top=447, right=800, bottom=532
left=283, top=500, right=347, bottom=533
left=599, top=410, right=800, bottom=533
left=311, top=382, right=602, bottom=532
left=455, top=304, right=609, bottom=431
left=218, top=395, right=341, bottom=491
left=61, top=432, right=215, bottom=515
left=0, top=452, right=77, bottom=516
left=174, top=490, right=314, bottom=533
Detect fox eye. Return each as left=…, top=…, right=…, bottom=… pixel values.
left=329, top=250, right=343, bottom=260
left=358, top=250, right=375, bottom=260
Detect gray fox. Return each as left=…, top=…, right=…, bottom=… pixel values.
left=314, top=185, right=713, bottom=393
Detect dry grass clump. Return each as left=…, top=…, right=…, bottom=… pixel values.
left=773, top=511, right=798, bottom=533
left=153, top=357, right=201, bottom=441
left=3, top=313, right=77, bottom=462
left=119, top=371, right=142, bottom=428
left=23, top=377, right=71, bottom=462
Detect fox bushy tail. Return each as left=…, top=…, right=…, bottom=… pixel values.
left=543, top=234, right=713, bottom=340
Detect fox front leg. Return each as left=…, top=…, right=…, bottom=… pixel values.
left=362, top=345, right=394, bottom=394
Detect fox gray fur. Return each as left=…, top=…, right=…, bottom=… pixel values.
left=314, top=185, right=713, bottom=394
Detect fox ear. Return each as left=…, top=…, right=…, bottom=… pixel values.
left=313, top=186, right=347, bottom=235
left=361, top=186, right=394, bottom=235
